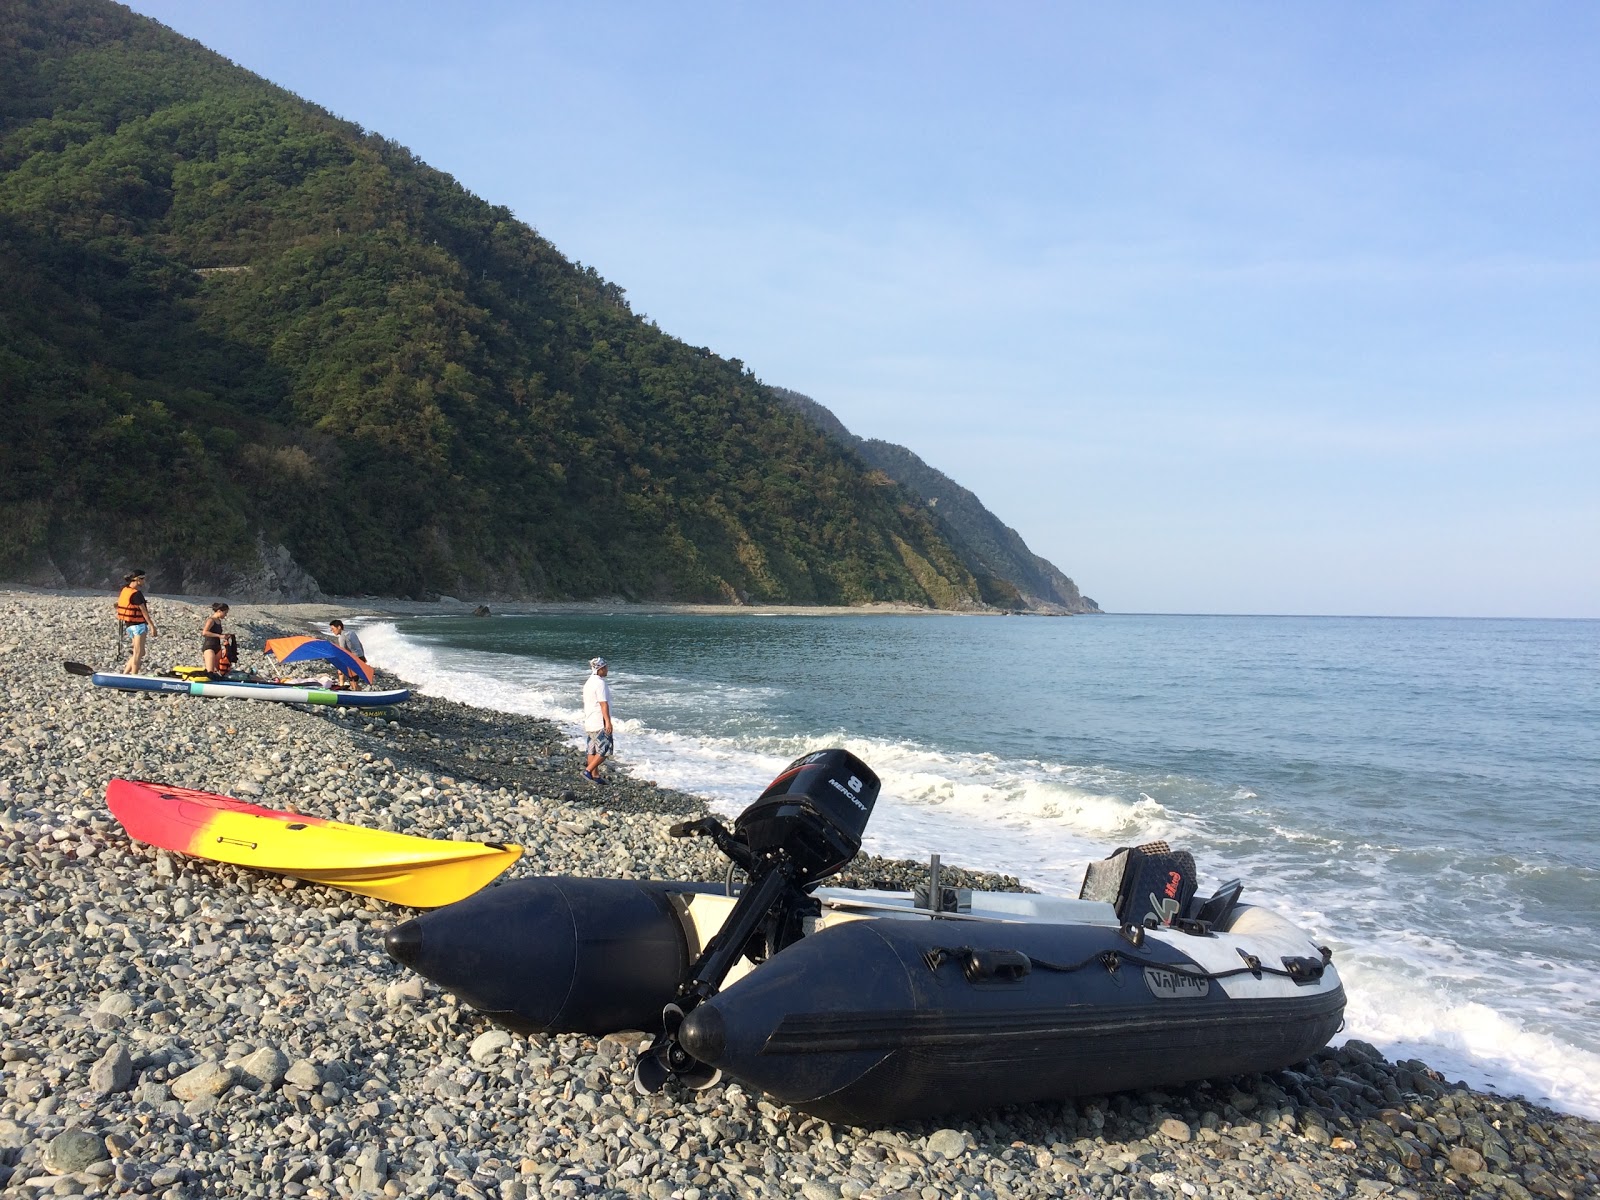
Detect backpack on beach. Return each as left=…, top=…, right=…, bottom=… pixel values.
left=1079, top=840, right=1198, bottom=927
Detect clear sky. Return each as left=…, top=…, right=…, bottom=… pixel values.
left=120, top=1, right=1599, bottom=617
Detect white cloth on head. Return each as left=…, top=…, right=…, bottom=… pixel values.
left=582, top=672, right=611, bottom=732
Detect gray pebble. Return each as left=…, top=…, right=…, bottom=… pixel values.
left=1160, top=1118, right=1193, bottom=1142
left=43, top=1128, right=108, bottom=1174
left=238, top=1046, right=289, bottom=1089
left=283, top=1059, right=323, bottom=1089
left=170, top=1060, right=233, bottom=1101
left=88, top=1044, right=133, bottom=1095
left=469, top=1029, right=514, bottom=1065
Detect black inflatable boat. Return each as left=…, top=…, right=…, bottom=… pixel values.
left=385, top=749, right=1345, bottom=1125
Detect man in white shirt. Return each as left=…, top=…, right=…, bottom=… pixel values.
left=582, top=657, right=613, bottom=783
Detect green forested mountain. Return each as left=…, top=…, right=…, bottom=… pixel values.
left=772, top=388, right=1099, bottom=613
left=0, top=0, right=1083, bottom=610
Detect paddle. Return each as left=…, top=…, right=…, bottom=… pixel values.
left=62, top=661, right=96, bottom=676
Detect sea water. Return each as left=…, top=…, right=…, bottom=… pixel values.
left=359, top=612, right=1600, bottom=1120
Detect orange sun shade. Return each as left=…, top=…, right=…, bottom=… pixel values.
left=264, top=635, right=375, bottom=684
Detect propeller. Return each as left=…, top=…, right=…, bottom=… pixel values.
left=634, top=1003, right=721, bottom=1094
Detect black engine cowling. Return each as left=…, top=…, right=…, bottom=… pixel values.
left=734, top=748, right=879, bottom=884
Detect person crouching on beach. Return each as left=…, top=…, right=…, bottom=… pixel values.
left=328, top=618, right=367, bottom=687
left=328, top=618, right=366, bottom=664
left=582, top=656, right=614, bottom=784
left=115, top=571, right=156, bottom=674
left=200, top=602, right=229, bottom=676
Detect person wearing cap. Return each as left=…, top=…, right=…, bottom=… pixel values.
left=582, top=657, right=614, bottom=783
left=115, top=571, right=157, bottom=674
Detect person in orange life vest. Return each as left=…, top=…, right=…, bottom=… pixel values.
left=217, top=632, right=238, bottom=674
left=200, top=602, right=229, bottom=676
left=115, top=571, right=157, bottom=674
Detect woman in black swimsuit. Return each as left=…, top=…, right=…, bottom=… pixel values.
left=200, top=602, right=229, bottom=675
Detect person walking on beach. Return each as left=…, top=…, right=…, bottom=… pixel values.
left=200, top=602, right=229, bottom=676
left=115, top=571, right=156, bottom=674
left=582, top=656, right=614, bottom=784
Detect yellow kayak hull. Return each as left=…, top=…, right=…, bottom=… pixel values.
left=106, top=778, right=522, bottom=907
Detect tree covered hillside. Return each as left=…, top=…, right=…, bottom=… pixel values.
left=0, top=0, right=982, bottom=606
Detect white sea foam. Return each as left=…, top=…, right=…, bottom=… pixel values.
left=1339, top=959, right=1600, bottom=1118
left=361, top=619, right=1600, bottom=1120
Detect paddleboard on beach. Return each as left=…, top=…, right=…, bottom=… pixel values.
left=64, top=662, right=410, bottom=708
left=105, top=778, right=521, bottom=907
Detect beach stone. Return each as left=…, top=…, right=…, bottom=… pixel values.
left=0, top=1119, right=28, bottom=1152
left=1160, top=1118, right=1193, bottom=1142
left=97, top=992, right=137, bottom=1018
left=1433, top=1113, right=1463, bottom=1138
left=150, top=1165, right=182, bottom=1188
left=386, top=977, right=426, bottom=1006
left=283, top=1059, right=323, bottom=1089
left=184, top=1092, right=220, bottom=1117
left=357, top=1147, right=388, bottom=1192
left=43, top=1128, right=108, bottom=1174
left=469, top=1029, right=514, bottom=1064
left=925, top=1129, right=967, bottom=1159
left=89, top=1044, right=133, bottom=1095
left=238, top=1046, right=289, bottom=1090
left=170, top=1061, right=233, bottom=1101
left=1447, top=1146, right=1485, bottom=1174
left=1342, top=1039, right=1386, bottom=1064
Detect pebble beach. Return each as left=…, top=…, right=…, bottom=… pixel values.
left=1, top=588, right=1596, bottom=1200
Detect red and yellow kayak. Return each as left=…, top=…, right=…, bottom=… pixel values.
left=105, top=779, right=521, bottom=907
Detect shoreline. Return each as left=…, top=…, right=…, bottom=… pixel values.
left=1, top=586, right=1595, bottom=1199
left=243, top=598, right=1021, bottom=622
left=0, top=583, right=1076, bottom=623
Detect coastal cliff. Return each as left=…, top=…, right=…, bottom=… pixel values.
left=773, top=388, right=1099, bottom=614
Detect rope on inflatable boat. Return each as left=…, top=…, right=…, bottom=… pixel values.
left=924, top=941, right=1333, bottom=986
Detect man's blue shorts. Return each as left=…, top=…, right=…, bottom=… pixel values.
left=123, top=623, right=149, bottom=638
left=586, top=730, right=613, bottom=758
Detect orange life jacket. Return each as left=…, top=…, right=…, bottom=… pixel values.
left=115, top=586, right=146, bottom=625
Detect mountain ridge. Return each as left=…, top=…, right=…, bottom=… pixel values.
left=771, top=389, right=1098, bottom=613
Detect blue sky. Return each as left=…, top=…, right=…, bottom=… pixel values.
left=122, top=1, right=1599, bottom=617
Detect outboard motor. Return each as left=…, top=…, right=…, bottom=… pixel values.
left=635, top=748, right=879, bottom=1093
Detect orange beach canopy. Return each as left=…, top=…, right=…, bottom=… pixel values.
left=264, top=636, right=375, bottom=684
